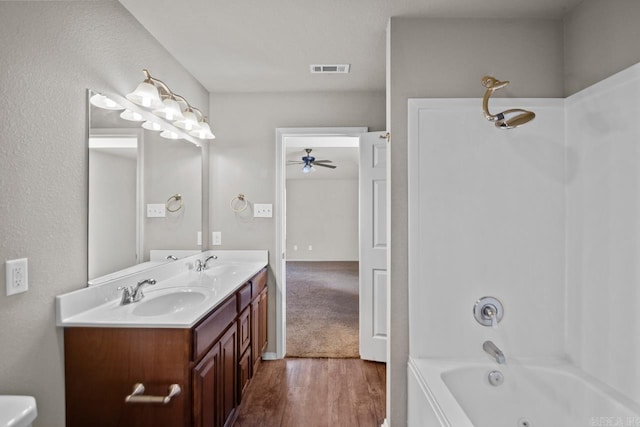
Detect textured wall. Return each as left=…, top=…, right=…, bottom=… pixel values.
left=208, top=90, right=385, bottom=353
left=0, top=2, right=208, bottom=425
left=286, top=179, right=359, bottom=261
left=564, top=0, right=640, bottom=96
left=388, top=17, right=564, bottom=426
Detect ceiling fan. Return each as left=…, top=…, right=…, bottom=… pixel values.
left=287, top=148, right=336, bottom=173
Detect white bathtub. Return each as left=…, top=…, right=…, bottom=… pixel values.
left=408, top=357, right=640, bottom=427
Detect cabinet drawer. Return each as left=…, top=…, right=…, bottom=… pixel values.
left=193, top=295, right=237, bottom=361
left=251, top=268, right=267, bottom=296
left=237, top=282, right=252, bottom=312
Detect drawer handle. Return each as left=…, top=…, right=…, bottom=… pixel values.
left=124, top=383, right=181, bottom=404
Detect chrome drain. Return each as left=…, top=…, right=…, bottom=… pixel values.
left=518, top=418, right=531, bottom=427
left=488, top=370, right=504, bottom=386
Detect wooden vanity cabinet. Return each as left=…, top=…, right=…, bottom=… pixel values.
left=63, top=268, right=268, bottom=427
left=251, top=268, right=268, bottom=373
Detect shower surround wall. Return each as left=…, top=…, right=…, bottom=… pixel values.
left=408, top=98, right=566, bottom=360
left=566, top=63, right=640, bottom=403
left=408, top=63, right=640, bottom=410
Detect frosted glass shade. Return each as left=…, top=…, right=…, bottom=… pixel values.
left=174, top=110, right=201, bottom=131
left=126, top=81, right=163, bottom=109
left=153, top=98, right=185, bottom=121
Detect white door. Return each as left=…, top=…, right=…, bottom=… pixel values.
left=359, top=131, right=388, bottom=362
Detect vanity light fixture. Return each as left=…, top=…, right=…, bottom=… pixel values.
left=126, top=69, right=215, bottom=140
left=120, top=109, right=145, bottom=122
left=160, top=130, right=181, bottom=140
left=126, top=75, right=164, bottom=109
left=142, top=121, right=163, bottom=131
left=89, top=93, right=124, bottom=111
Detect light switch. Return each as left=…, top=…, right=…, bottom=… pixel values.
left=212, top=231, right=222, bottom=246
left=254, top=204, right=273, bottom=218
left=147, top=204, right=166, bottom=218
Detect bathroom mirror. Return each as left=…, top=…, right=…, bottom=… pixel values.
left=87, top=90, right=203, bottom=285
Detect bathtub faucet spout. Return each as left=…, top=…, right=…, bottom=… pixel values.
left=483, top=340, right=506, bottom=364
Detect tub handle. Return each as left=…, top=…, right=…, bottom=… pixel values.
left=124, top=383, right=181, bottom=404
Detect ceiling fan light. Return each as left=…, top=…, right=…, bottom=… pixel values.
left=302, top=164, right=312, bottom=173
left=126, top=81, right=163, bottom=109
left=153, top=98, right=185, bottom=121
left=120, top=109, right=145, bottom=122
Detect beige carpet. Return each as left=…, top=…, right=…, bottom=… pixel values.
left=286, top=261, right=359, bottom=358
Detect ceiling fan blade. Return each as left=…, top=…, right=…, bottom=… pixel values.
left=314, top=163, right=337, bottom=169
left=287, top=161, right=305, bottom=165
left=314, top=160, right=333, bottom=163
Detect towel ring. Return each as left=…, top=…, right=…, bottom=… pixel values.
left=230, top=194, right=248, bottom=213
left=166, top=194, right=183, bottom=212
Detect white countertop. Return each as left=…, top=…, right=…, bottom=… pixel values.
left=56, top=250, right=268, bottom=328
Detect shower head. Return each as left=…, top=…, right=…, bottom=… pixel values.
left=481, top=76, right=535, bottom=129
left=492, top=108, right=536, bottom=129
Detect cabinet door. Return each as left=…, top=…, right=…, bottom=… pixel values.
left=237, top=349, right=252, bottom=402
left=193, top=343, right=220, bottom=427
left=251, top=289, right=268, bottom=371
left=220, top=325, right=238, bottom=427
left=258, top=290, right=268, bottom=355
left=251, top=298, right=260, bottom=368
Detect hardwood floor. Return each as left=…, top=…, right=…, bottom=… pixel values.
left=234, top=358, right=386, bottom=427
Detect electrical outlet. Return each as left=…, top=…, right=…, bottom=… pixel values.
left=197, top=231, right=202, bottom=246
left=254, top=203, right=273, bottom=218
left=6, top=258, right=28, bottom=296
left=147, top=204, right=166, bottom=218
left=308, top=245, right=313, bottom=251
left=212, top=232, right=222, bottom=246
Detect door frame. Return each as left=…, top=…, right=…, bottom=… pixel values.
left=274, top=127, right=367, bottom=359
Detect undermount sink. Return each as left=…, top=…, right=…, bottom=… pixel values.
left=132, top=288, right=208, bottom=317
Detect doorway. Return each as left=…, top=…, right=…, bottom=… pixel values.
left=275, top=127, right=366, bottom=359
left=285, top=143, right=361, bottom=357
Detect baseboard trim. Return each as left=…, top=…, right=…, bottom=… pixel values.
left=381, top=418, right=389, bottom=427
left=261, top=352, right=279, bottom=360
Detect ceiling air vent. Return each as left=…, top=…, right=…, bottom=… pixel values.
left=310, top=64, right=351, bottom=74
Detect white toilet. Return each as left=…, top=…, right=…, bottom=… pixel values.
left=0, top=396, right=37, bottom=427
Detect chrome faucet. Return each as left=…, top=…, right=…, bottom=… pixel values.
left=196, top=255, right=218, bottom=272
left=118, top=278, right=157, bottom=305
left=203, top=255, right=218, bottom=269
left=166, top=255, right=178, bottom=261
left=483, top=340, right=506, bottom=364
